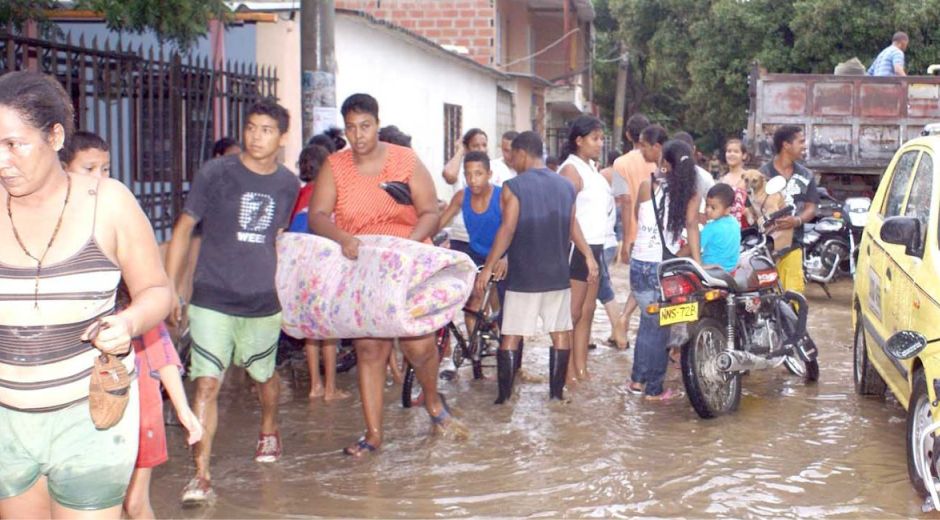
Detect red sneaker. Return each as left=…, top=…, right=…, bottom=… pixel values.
left=254, top=432, right=282, bottom=462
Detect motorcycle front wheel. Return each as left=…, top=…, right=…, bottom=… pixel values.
left=681, top=317, right=742, bottom=419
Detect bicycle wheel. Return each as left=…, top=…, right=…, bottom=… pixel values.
left=401, top=362, right=418, bottom=408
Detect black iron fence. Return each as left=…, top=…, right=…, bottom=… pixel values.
left=0, top=30, right=278, bottom=240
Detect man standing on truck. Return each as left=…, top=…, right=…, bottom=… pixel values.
left=760, top=125, right=819, bottom=294
left=868, top=32, right=909, bottom=77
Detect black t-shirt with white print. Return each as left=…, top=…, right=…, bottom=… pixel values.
left=759, top=161, right=820, bottom=242
left=184, top=154, right=299, bottom=317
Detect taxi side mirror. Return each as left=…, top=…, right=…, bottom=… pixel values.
left=880, top=216, right=922, bottom=256
left=885, top=330, right=927, bottom=360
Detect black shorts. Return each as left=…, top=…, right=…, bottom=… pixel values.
left=569, top=244, right=604, bottom=282
left=468, top=249, right=487, bottom=268
left=449, top=239, right=472, bottom=256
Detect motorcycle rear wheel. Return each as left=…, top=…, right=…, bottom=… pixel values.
left=681, top=318, right=742, bottom=419
left=784, top=354, right=819, bottom=382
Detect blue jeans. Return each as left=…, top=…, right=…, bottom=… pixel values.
left=629, top=259, right=670, bottom=396
left=597, top=246, right=617, bottom=305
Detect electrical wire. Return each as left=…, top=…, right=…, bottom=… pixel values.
left=498, top=27, right=580, bottom=69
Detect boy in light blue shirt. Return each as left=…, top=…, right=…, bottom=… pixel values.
left=701, top=183, right=741, bottom=272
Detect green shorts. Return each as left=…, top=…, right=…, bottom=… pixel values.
left=188, top=304, right=282, bottom=383
left=0, top=385, right=139, bottom=511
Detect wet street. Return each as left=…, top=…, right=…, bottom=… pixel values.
left=152, top=266, right=923, bottom=518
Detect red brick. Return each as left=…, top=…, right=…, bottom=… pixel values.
left=455, top=18, right=471, bottom=27
left=391, top=9, right=408, bottom=18
left=455, top=38, right=471, bottom=47
left=443, top=9, right=459, bottom=17
left=472, top=38, right=489, bottom=47
left=418, top=18, right=435, bottom=28
left=459, top=9, right=476, bottom=17
left=409, top=10, right=424, bottom=17
left=425, top=29, right=442, bottom=38
left=476, top=27, right=494, bottom=36
left=472, top=17, right=489, bottom=27
left=399, top=19, right=417, bottom=29
left=436, top=18, right=453, bottom=27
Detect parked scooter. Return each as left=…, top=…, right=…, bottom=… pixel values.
left=651, top=176, right=819, bottom=419
left=802, top=195, right=871, bottom=297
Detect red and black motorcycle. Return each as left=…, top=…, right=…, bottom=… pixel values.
left=650, top=204, right=819, bottom=419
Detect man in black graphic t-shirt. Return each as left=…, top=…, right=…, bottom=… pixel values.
left=165, top=100, right=299, bottom=505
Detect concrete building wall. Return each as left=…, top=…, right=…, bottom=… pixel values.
left=532, top=13, right=568, bottom=81
left=497, top=0, right=532, bottom=74
left=255, top=18, right=303, bottom=172
left=335, top=0, right=496, bottom=66
left=512, top=79, right=534, bottom=132
left=335, top=14, right=500, bottom=200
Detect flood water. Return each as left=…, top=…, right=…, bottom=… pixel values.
left=152, top=267, right=923, bottom=518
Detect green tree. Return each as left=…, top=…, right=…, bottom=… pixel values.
left=76, top=0, right=230, bottom=50
left=0, top=0, right=230, bottom=50
left=595, top=0, right=940, bottom=152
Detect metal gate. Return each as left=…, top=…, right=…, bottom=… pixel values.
left=0, top=30, right=278, bottom=239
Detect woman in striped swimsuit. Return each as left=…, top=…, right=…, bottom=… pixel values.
left=0, top=72, right=173, bottom=518
left=309, top=93, right=466, bottom=457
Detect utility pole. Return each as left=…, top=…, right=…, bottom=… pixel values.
left=301, top=0, right=337, bottom=143
left=612, top=44, right=628, bottom=153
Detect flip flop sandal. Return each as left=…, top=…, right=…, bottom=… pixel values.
left=430, top=393, right=453, bottom=425
left=343, top=437, right=377, bottom=457
left=627, top=383, right=644, bottom=395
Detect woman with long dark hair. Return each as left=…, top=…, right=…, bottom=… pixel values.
left=719, top=138, right=750, bottom=228
left=558, top=115, right=608, bottom=385
left=628, top=139, right=701, bottom=400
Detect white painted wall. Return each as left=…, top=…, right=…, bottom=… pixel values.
left=256, top=18, right=303, bottom=173
left=335, top=14, right=500, bottom=200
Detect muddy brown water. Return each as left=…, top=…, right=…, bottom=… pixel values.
left=152, top=269, right=922, bottom=518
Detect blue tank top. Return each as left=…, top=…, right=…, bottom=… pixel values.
left=462, top=186, right=501, bottom=258
left=503, top=168, right=576, bottom=292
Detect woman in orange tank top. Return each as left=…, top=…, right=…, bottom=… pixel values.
left=309, top=94, right=465, bottom=456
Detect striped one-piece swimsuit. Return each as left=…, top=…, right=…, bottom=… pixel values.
left=0, top=210, right=128, bottom=412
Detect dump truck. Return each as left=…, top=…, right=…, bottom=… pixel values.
left=746, top=64, right=940, bottom=198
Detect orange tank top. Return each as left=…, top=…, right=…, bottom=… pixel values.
left=330, top=144, right=418, bottom=239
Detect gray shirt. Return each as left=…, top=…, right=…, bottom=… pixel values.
left=184, top=155, right=299, bottom=317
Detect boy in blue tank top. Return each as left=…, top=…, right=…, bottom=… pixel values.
left=438, top=152, right=508, bottom=375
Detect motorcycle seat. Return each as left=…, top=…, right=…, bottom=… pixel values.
left=704, top=267, right=739, bottom=292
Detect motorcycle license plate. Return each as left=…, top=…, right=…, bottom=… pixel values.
left=659, top=302, right=699, bottom=326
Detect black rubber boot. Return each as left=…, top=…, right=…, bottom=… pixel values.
left=549, top=348, right=570, bottom=400
left=494, top=349, right=516, bottom=405
left=513, top=342, right=524, bottom=373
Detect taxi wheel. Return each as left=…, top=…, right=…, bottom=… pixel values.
left=853, top=317, right=886, bottom=396
left=907, top=370, right=935, bottom=498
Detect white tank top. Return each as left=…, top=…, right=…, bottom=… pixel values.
left=562, top=154, right=611, bottom=245
left=632, top=184, right=679, bottom=262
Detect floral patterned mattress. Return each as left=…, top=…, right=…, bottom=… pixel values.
left=276, top=233, right=476, bottom=340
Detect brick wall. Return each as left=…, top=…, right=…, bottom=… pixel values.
left=336, top=0, right=497, bottom=66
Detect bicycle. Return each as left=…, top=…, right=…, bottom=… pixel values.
left=401, top=273, right=502, bottom=408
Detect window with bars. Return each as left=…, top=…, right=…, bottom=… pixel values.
left=444, top=103, right=463, bottom=161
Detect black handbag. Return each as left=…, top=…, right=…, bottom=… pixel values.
left=649, top=173, right=678, bottom=261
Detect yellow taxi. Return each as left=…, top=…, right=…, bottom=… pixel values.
left=853, top=133, right=940, bottom=508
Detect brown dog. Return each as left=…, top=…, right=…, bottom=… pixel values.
left=742, top=169, right=793, bottom=249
